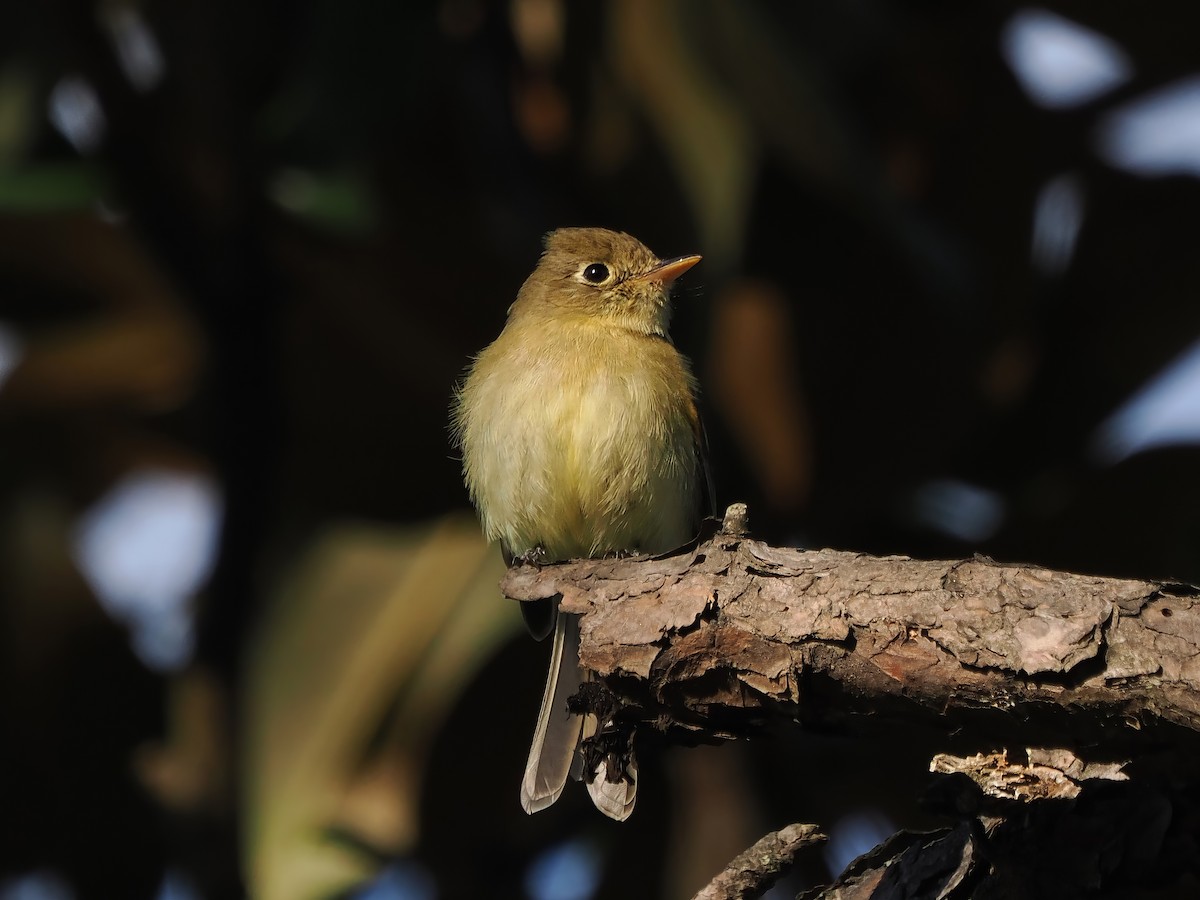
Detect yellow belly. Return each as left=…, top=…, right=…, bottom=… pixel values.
left=456, top=317, right=700, bottom=561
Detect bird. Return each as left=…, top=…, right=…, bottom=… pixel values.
left=452, top=227, right=710, bottom=820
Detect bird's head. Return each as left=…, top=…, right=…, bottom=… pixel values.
left=511, top=227, right=701, bottom=337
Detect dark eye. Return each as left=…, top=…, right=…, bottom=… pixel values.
left=582, top=263, right=609, bottom=283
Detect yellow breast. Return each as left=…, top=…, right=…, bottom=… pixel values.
left=454, top=314, right=701, bottom=561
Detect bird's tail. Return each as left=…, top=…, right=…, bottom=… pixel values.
left=519, top=611, right=638, bottom=820
left=583, top=728, right=637, bottom=821
left=520, top=610, right=584, bottom=813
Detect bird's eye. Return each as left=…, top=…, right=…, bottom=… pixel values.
left=582, top=263, right=609, bottom=283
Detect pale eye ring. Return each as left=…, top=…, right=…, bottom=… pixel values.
left=582, top=263, right=609, bottom=283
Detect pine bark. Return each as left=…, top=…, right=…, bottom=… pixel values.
left=501, top=511, right=1200, bottom=898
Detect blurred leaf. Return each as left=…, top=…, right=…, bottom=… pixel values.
left=0, top=164, right=108, bottom=212
left=268, top=167, right=379, bottom=237
left=0, top=63, right=37, bottom=165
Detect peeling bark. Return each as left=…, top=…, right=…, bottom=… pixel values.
left=501, top=516, right=1200, bottom=897
left=501, top=526, right=1200, bottom=748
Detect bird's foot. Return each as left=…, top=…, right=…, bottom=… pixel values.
left=511, top=545, right=550, bottom=567
left=602, top=548, right=642, bottom=560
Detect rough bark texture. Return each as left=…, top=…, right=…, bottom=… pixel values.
left=501, top=516, right=1200, bottom=898
left=501, top=527, right=1200, bottom=747
left=691, top=823, right=824, bottom=900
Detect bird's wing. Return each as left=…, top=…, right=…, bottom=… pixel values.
left=687, top=396, right=718, bottom=522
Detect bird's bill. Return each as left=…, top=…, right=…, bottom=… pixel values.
left=633, top=254, right=702, bottom=286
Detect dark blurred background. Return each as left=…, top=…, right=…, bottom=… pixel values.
left=2, top=1, right=1200, bottom=898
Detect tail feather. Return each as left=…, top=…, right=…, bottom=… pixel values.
left=578, top=696, right=638, bottom=820
left=520, top=612, right=584, bottom=813
left=586, top=758, right=638, bottom=821
left=520, top=610, right=639, bottom=820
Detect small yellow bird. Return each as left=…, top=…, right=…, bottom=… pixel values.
left=452, top=227, right=709, bottom=820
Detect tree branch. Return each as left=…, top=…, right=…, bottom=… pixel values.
left=692, top=823, right=824, bottom=900
left=501, top=515, right=1200, bottom=752
left=502, top=511, right=1200, bottom=896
